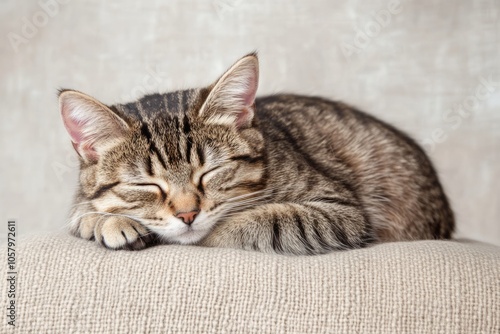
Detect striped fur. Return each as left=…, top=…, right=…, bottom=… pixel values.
left=60, top=54, right=454, bottom=255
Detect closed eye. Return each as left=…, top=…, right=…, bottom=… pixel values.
left=197, top=166, right=223, bottom=190
left=200, top=167, right=222, bottom=182
left=132, top=183, right=167, bottom=201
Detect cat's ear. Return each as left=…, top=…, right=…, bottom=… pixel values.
left=198, top=53, right=259, bottom=129
left=59, top=90, right=130, bottom=162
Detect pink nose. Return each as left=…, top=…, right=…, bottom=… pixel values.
left=175, top=210, right=199, bottom=225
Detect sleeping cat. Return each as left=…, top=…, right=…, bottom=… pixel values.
left=60, top=53, right=454, bottom=255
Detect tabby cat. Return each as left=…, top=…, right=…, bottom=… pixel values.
left=60, top=53, right=454, bottom=255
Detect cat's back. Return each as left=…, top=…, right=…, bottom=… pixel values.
left=255, top=94, right=414, bottom=161
left=256, top=94, right=401, bottom=140
left=255, top=94, right=454, bottom=242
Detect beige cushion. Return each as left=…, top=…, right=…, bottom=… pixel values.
left=6, top=234, right=500, bottom=333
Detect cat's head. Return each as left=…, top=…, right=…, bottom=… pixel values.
left=60, top=53, right=267, bottom=244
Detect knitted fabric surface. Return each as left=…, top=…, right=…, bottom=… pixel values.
left=3, top=234, right=499, bottom=333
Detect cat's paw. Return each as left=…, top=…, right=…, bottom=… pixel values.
left=92, top=216, right=154, bottom=250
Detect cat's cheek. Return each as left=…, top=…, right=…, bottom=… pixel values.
left=190, top=210, right=216, bottom=231
left=79, top=166, right=98, bottom=195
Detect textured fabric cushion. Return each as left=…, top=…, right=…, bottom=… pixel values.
left=4, top=234, right=499, bottom=333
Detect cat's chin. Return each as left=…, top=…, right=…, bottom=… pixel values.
left=150, top=226, right=209, bottom=245
left=172, top=229, right=209, bottom=245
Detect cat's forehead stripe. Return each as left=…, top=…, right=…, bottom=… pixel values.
left=183, top=114, right=191, bottom=135
left=157, top=89, right=197, bottom=115
left=165, top=92, right=179, bottom=114
left=117, top=91, right=210, bottom=173
left=133, top=101, right=170, bottom=169
left=177, top=91, right=184, bottom=115
left=133, top=99, right=149, bottom=121
left=122, top=90, right=197, bottom=119
left=163, top=94, right=171, bottom=115
left=181, top=90, right=190, bottom=112
left=141, top=93, right=166, bottom=112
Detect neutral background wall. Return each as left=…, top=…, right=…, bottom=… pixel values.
left=1, top=0, right=499, bottom=245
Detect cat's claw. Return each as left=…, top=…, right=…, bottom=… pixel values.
left=93, top=216, right=154, bottom=250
